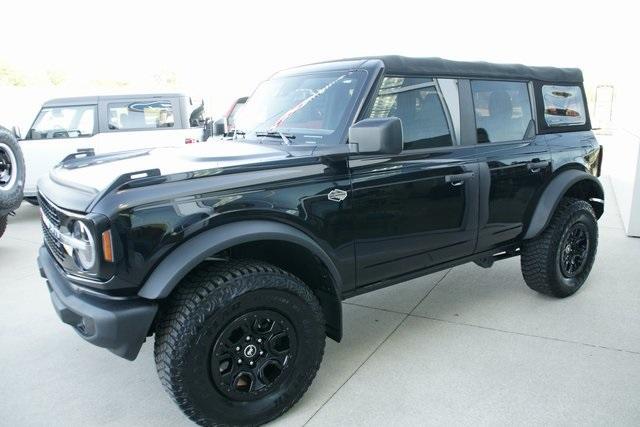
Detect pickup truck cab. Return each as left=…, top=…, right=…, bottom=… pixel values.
left=20, top=93, right=205, bottom=198
left=36, top=57, right=603, bottom=426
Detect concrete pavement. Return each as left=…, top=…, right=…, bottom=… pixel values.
left=0, top=176, right=638, bottom=426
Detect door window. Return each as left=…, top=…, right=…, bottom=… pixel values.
left=541, top=85, right=586, bottom=127
left=108, top=100, right=174, bottom=130
left=368, top=77, right=453, bottom=149
left=28, top=105, right=96, bottom=140
left=471, top=81, right=532, bottom=143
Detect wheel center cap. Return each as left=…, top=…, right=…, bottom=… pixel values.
left=244, top=344, right=257, bottom=358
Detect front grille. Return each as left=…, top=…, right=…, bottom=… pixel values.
left=42, top=221, right=66, bottom=262
left=39, top=194, right=61, bottom=228
left=38, top=193, right=70, bottom=266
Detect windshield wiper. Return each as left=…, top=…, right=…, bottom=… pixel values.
left=255, top=131, right=296, bottom=145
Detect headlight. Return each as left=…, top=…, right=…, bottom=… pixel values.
left=71, top=221, right=96, bottom=270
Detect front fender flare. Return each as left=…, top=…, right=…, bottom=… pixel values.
left=524, top=169, right=604, bottom=239
left=139, top=220, right=343, bottom=299
left=137, top=220, right=344, bottom=339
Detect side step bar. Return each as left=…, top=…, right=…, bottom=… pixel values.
left=473, top=248, right=520, bottom=268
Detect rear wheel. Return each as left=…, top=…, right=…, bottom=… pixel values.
left=0, top=127, right=25, bottom=212
left=521, top=197, right=598, bottom=297
left=154, top=260, right=325, bottom=426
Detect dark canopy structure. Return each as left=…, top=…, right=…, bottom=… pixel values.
left=339, top=56, right=583, bottom=83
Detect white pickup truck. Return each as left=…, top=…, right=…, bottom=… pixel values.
left=19, top=93, right=207, bottom=199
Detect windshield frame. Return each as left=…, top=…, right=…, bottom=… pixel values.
left=235, top=68, right=372, bottom=146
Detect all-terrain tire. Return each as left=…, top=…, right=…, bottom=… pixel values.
left=521, top=197, right=598, bottom=297
left=0, top=215, right=7, bottom=239
left=0, top=126, right=25, bottom=212
left=154, top=260, right=326, bottom=427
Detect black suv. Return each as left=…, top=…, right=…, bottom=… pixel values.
left=37, top=57, right=603, bottom=426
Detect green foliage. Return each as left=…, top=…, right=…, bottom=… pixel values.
left=0, top=62, right=27, bottom=87
left=47, top=70, right=67, bottom=86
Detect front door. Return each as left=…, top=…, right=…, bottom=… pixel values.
left=350, top=76, right=479, bottom=287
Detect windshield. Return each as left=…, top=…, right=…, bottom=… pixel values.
left=28, top=105, right=96, bottom=140
left=234, top=70, right=367, bottom=145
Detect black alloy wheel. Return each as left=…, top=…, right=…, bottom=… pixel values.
left=558, top=222, right=590, bottom=278
left=211, top=309, right=297, bottom=401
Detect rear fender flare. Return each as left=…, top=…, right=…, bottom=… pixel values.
left=524, top=169, right=604, bottom=239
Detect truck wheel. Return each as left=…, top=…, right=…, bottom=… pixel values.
left=154, top=260, right=325, bottom=426
left=0, top=215, right=6, bottom=239
left=0, top=127, right=25, bottom=212
left=521, top=198, right=598, bottom=297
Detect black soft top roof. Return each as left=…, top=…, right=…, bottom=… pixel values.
left=326, top=56, right=583, bottom=84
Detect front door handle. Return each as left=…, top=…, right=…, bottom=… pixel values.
left=527, top=160, right=550, bottom=173
left=445, top=172, right=474, bottom=186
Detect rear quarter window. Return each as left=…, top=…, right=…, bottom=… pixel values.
left=542, top=85, right=586, bottom=127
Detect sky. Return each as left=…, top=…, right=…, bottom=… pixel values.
left=0, top=0, right=637, bottom=129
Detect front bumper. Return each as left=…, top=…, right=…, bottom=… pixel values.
left=38, top=246, right=158, bottom=360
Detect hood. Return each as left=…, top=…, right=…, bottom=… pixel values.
left=49, top=141, right=289, bottom=194
left=37, top=141, right=302, bottom=212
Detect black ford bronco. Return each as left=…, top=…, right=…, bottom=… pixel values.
left=37, top=56, right=603, bottom=426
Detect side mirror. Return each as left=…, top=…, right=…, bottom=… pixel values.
left=349, top=117, right=403, bottom=155
left=214, top=118, right=227, bottom=136
left=12, top=126, right=21, bottom=140
left=202, top=117, right=213, bottom=141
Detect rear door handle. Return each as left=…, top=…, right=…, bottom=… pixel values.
left=445, top=172, right=474, bottom=186
left=527, top=160, right=549, bottom=172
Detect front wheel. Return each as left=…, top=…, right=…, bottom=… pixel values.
left=521, top=197, right=598, bottom=297
left=154, top=260, right=325, bottom=426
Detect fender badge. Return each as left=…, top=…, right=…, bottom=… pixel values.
left=327, top=189, right=348, bottom=202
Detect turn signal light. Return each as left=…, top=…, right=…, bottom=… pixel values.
left=101, top=230, right=114, bottom=262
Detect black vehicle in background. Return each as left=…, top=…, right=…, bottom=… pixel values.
left=0, top=126, right=25, bottom=239
left=36, top=56, right=603, bottom=426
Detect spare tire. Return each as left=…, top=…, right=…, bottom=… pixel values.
left=0, top=126, right=25, bottom=214
left=0, top=215, right=7, bottom=239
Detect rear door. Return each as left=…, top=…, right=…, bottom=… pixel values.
left=95, top=97, right=189, bottom=154
left=21, top=104, right=98, bottom=195
left=350, top=76, right=479, bottom=287
left=469, top=80, right=552, bottom=252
